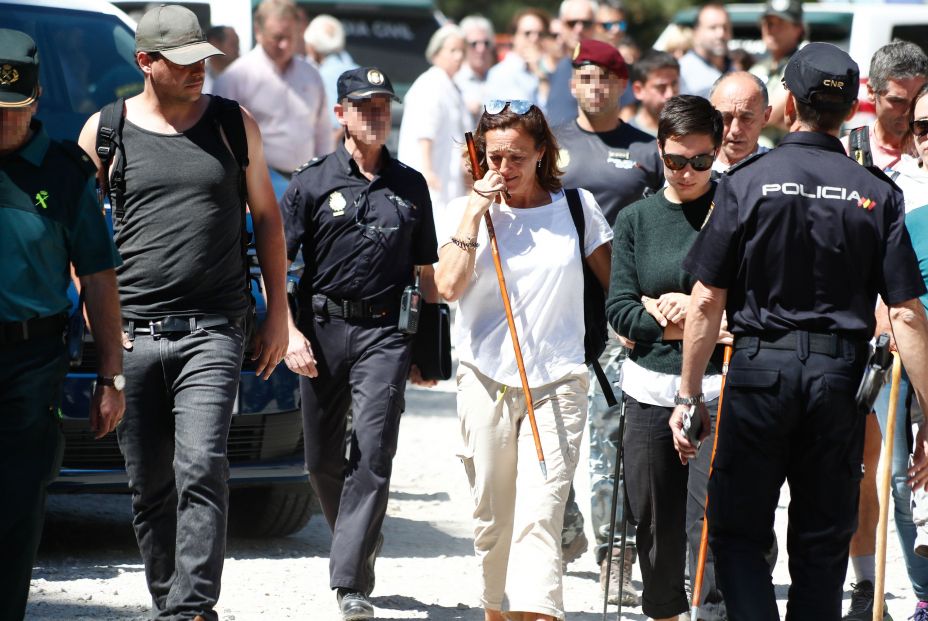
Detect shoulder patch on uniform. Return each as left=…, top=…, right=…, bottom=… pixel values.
left=295, top=156, right=324, bottom=174
left=725, top=150, right=768, bottom=176
left=56, top=140, right=97, bottom=179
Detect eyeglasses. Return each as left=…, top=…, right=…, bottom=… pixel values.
left=564, top=19, right=595, bottom=29
left=467, top=39, right=492, bottom=49
left=911, top=119, right=928, bottom=137
left=598, top=20, right=627, bottom=32
left=517, top=29, right=548, bottom=39
left=662, top=152, right=716, bottom=172
left=485, top=100, right=535, bottom=115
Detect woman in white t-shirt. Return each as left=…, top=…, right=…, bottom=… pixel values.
left=435, top=101, right=612, bottom=621
left=397, top=25, right=470, bottom=212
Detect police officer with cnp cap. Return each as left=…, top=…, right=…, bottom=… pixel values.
left=670, top=42, right=928, bottom=620
left=0, top=28, right=124, bottom=619
left=279, top=66, right=438, bottom=620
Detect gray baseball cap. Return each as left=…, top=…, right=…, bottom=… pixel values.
left=135, top=4, right=222, bottom=65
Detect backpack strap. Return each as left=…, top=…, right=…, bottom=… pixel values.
left=95, top=97, right=126, bottom=221
left=565, top=188, right=618, bottom=406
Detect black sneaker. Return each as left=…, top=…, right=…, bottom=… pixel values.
left=337, top=588, right=375, bottom=621
left=843, top=580, right=892, bottom=621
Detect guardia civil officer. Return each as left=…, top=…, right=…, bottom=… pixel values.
left=279, top=67, right=439, bottom=621
left=670, top=42, right=928, bottom=620
left=0, top=29, right=124, bottom=620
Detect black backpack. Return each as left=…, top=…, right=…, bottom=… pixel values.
left=94, top=95, right=253, bottom=300
left=565, top=188, right=608, bottom=365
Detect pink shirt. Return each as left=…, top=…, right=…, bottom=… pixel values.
left=214, top=46, right=332, bottom=172
left=840, top=123, right=917, bottom=171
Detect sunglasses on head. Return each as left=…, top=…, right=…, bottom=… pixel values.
left=564, top=19, right=595, bottom=29
left=912, top=119, right=928, bottom=137
left=485, top=100, right=535, bottom=115
left=599, top=20, right=627, bottom=32
left=662, top=152, right=715, bottom=172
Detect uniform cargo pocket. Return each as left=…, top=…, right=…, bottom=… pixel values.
left=725, top=368, right=779, bottom=389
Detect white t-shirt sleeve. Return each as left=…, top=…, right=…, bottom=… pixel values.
left=579, top=188, right=613, bottom=256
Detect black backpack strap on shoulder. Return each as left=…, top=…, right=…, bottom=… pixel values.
left=565, top=187, right=609, bottom=365
left=592, top=357, right=618, bottom=407
left=95, top=97, right=126, bottom=221
left=565, top=188, right=585, bottom=249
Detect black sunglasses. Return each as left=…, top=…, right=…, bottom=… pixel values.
left=564, top=19, right=595, bottom=29
left=662, top=152, right=715, bottom=172
left=467, top=39, right=492, bottom=49
left=911, top=119, right=928, bottom=137
left=485, top=100, right=535, bottom=115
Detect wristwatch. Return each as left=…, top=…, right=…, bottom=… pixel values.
left=674, top=392, right=704, bottom=406
left=96, top=374, right=126, bottom=392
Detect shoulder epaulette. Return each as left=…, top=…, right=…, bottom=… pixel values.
left=295, top=156, right=324, bottom=174
left=725, top=150, right=768, bottom=175
left=56, top=140, right=97, bottom=179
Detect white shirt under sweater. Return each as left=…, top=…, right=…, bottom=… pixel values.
left=440, top=189, right=612, bottom=388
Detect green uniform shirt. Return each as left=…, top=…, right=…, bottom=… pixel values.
left=0, top=121, right=121, bottom=322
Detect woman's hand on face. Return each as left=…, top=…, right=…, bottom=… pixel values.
left=468, top=169, right=508, bottom=215
left=642, top=295, right=668, bottom=327
left=657, top=292, right=690, bottom=325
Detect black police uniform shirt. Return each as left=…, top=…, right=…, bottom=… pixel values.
left=280, top=143, right=439, bottom=307
left=683, top=131, right=926, bottom=338
left=553, top=120, right=664, bottom=225
left=0, top=121, right=121, bottom=322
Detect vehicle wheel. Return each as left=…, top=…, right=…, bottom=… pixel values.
left=228, top=482, right=316, bottom=538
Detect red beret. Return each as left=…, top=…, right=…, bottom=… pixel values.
left=571, top=39, right=628, bottom=80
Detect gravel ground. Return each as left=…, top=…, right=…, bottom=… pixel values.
left=29, top=372, right=917, bottom=620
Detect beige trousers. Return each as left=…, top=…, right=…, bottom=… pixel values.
left=456, top=361, right=589, bottom=619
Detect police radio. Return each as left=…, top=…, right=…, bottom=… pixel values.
left=849, top=126, right=873, bottom=168
left=398, top=269, right=422, bottom=335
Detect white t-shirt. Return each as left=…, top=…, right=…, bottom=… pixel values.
left=440, top=189, right=612, bottom=387
left=397, top=66, right=470, bottom=212
left=891, top=155, right=928, bottom=213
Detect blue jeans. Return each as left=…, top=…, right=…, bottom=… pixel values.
left=117, top=324, right=245, bottom=621
left=874, top=369, right=928, bottom=600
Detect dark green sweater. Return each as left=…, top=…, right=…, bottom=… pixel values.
left=605, top=186, right=723, bottom=375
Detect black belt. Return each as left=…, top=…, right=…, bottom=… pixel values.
left=313, top=294, right=397, bottom=320
left=123, top=314, right=240, bottom=338
left=0, top=313, right=67, bottom=345
left=735, top=331, right=866, bottom=358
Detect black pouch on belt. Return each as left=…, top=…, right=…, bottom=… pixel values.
left=855, top=333, right=893, bottom=415
left=311, top=294, right=330, bottom=321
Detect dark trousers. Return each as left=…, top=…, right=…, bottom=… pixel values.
left=117, top=326, right=245, bottom=621
left=623, top=396, right=690, bottom=619
left=299, top=314, right=412, bottom=594
left=708, top=339, right=867, bottom=621
left=0, top=335, right=67, bottom=621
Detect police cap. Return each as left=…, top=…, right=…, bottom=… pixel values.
left=136, top=4, right=223, bottom=66
left=783, top=42, right=859, bottom=108
left=571, top=39, right=629, bottom=80
left=0, top=29, right=38, bottom=108
left=337, top=67, right=400, bottom=103
left=763, top=0, right=803, bottom=24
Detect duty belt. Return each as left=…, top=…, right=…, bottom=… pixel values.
left=313, top=294, right=397, bottom=320
left=735, top=331, right=866, bottom=359
left=123, top=314, right=240, bottom=338
left=0, top=313, right=67, bottom=345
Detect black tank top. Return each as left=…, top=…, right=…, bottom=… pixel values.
left=115, top=103, right=248, bottom=320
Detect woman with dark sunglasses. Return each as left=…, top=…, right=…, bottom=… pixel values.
left=890, top=82, right=928, bottom=211
left=605, top=94, right=731, bottom=621
left=434, top=101, right=612, bottom=621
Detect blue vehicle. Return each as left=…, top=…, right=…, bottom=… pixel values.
left=1, top=0, right=315, bottom=537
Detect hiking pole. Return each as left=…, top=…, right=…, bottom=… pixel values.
left=874, top=352, right=901, bottom=621
left=465, top=132, right=546, bottom=477
left=690, top=344, right=733, bottom=621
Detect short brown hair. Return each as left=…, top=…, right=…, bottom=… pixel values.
left=510, top=8, right=552, bottom=36
left=471, top=104, right=563, bottom=193
left=254, top=0, right=300, bottom=31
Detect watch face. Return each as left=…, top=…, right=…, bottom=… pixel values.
left=113, top=374, right=126, bottom=391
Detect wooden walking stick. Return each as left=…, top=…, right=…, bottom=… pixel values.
left=690, top=344, right=733, bottom=621
left=465, top=131, right=547, bottom=477
left=874, top=352, right=902, bottom=621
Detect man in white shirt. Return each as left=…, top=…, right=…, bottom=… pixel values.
left=454, top=14, right=496, bottom=123
left=214, top=0, right=331, bottom=198
left=709, top=71, right=772, bottom=173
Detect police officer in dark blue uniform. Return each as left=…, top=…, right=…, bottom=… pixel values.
left=279, top=67, right=438, bottom=621
left=0, top=29, right=124, bottom=620
left=668, top=42, right=928, bottom=620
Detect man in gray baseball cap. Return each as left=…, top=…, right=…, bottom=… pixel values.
left=77, top=5, right=290, bottom=621
left=756, top=0, right=806, bottom=144
left=134, top=4, right=223, bottom=65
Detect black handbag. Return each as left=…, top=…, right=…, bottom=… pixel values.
left=411, top=301, right=452, bottom=380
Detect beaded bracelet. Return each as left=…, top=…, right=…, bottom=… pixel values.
left=450, top=236, right=479, bottom=251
